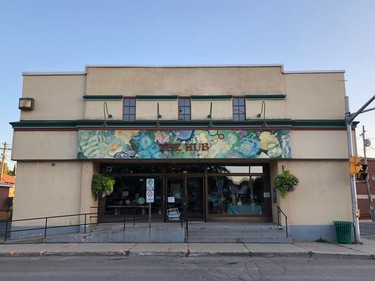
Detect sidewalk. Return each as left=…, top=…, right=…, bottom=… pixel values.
left=1, top=238, right=375, bottom=259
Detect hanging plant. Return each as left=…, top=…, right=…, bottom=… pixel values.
left=274, top=170, right=299, bottom=198
left=92, top=174, right=115, bottom=197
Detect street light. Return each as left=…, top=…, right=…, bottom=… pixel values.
left=345, top=94, right=375, bottom=244
left=257, top=101, right=267, bottom=127
left=103, top=101, right=112, bottom=127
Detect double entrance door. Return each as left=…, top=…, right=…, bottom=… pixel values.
left=166, top=176, right=204, bottom=221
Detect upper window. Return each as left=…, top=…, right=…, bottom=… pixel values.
left=233, top=97, right=246, bottom=121
left=178, top=97, right=191, bottom=121
left=123, top=98, right=136, bottom=121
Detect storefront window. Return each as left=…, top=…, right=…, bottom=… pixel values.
left=105, top=176, right=163, bottom=219
left=100, top=164, right=163, bottom=174
left=98, top=163, right=269, bottom=221
left=208, top=175, right=266, bottom=215
left=165, top=165, right=205, bottom=174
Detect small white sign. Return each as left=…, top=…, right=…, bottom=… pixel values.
left=146, top=187, right=154, bottom=203
left=146, top=178, right=155, bottom=189
left=167, top=208, right=180, bottom=221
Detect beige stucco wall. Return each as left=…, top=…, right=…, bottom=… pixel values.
left=284, top=72, right=346, bottom=119
left=11, top=129, right=348, bottom=160
left=81, top=68, right=347, bottom=122
left=137, top=100, right=179, bottom=120
left=247, top=99, right=286, bottom=120
left=19, top=68, right=346, bottom=123
left=274, top=160, right=352, bottom=225
left=11, top=131, right=78, bottom=160
left=82, top=98, right=288, bottom=121
left=12, top=161, right=83, bottom=226
left=79, top=162, right=98, bottom=224
left=84, top=99, right=123, bottom=120
left=192, top=100, right=233, bottom=120
left=21, top=74, right=86, bottom=121
left=85, top=66, right=284, bottom=95
left=291, top=130, right=348, bottom=159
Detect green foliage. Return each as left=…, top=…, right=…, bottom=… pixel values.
left=92, top=174, right=115, bottom=197
left=2, top=163, right=15, bottom=176
left=274, top=170, right=299, bottom=198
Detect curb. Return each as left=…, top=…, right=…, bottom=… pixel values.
left=0, top=250, right=373, bottom=259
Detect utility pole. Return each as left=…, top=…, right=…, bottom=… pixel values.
left=345, top=94, right=375, bottom=244
left=0, top=142, right=6, bottom=179
left=0, top=142, right=13, bottom=179
left=361, top=126, right=374, bottom=221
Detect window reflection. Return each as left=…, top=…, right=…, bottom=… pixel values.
left=207, top=165, right=263, bottom=174
left=208, top=176, right=265, bottom=215
left=100, top=164, right=163, bottom=174
left=104, top=176, right=163, bottom=218
left=225, top=166, right=249, bottom=173
left=250, top=166, right=263, bottom=173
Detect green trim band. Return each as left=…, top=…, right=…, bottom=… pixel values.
left=84, top=95, right=123, bottom=100
left=10, top=120, right=77, bottom=128
left=245, top=94, right=286, bottom=100
left=10, top=119, right=350, bottom=129
left=136, top=95, right=178, bottom=100
left=191, top=95, right=232, bottom=101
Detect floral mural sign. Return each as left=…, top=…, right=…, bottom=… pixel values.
left=77, top=129, right=291, bottom=159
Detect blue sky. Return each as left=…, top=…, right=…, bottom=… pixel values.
left=1, top=0, right=375, bottom=169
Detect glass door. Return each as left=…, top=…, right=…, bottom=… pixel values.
left=186, top=177, right=204, bottom=220
left=166, top=177, right=184, bottom=222
left=166, top=176, right=204, bottom=221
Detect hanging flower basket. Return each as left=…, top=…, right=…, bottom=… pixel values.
left=274, top=170, right=299, bottom=198
left=92, top=174, right=115, bottom=197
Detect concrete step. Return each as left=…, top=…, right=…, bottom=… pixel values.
left=187, top=228, right=286, bottom=236
left=186, top=223, right=291, bottom=243
left=4, top=222, right=292, bottom=244
left=187, top=236, right=292, bottom=243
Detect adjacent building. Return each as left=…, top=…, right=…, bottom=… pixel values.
left=357, top=158, right=375, bottom=220
left=10, top=65, right=355, bottom=241
left=0, top=173, right=15, bottom=220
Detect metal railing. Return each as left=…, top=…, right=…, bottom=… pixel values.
left=1, top=207, right=149, bottom=243
left=1, top=212, right=96, bottom=243
left=91, top=206, right=150, bottom=232
left=184, top=216, right=189, bottom=240
left=277, top=205, right=288, bottom=237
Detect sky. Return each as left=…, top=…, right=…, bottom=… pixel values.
left=1, top=0, right=375, bottom=170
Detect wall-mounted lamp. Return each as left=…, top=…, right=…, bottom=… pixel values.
left=18, top=97, right=34, bottom=111
left=207, top=102, right=213, bottom=127
left=257, top=101, right=267, bottom=127
left=103, top=101, right=112, bottom=127
left=156, top=102, right=162, bottom=127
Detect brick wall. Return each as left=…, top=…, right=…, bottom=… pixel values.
left=357, top=159, right=375, bottom=220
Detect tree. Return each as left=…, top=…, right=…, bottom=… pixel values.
left=1, top=163, right=15, bottom=176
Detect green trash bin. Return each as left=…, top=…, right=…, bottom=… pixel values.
left=334, top=221, right=352, bottom=244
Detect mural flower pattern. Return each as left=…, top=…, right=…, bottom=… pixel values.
left=78, top=129, right=291, bottom=159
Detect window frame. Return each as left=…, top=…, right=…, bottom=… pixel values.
left=232, top=97, right=246, bottom=121
left=123, top=97, right=136, bottom=121
left=178, top=97, right=191, bottom=121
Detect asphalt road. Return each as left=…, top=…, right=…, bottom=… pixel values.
left=0, top=256, right=375, bottom=281
left=360, top=222, right=375, bottom=240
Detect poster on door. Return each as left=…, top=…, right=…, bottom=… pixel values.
left=167, top=208, right=181, bottom=221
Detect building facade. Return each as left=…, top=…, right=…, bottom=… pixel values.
left=0, top=174, right=15, bottom=220
left=357, top=158, right=375, bottom=220
left=11, top=65, right=354, bottom=241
